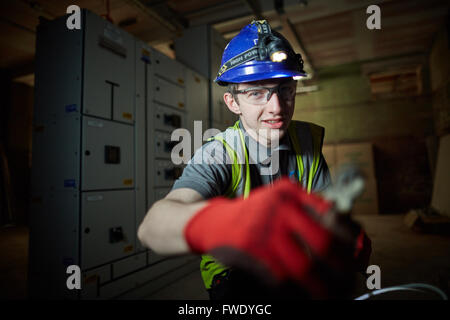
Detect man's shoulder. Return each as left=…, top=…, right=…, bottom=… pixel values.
left=190, top=135, right=231, bottom=166
left=208, top=125, right=241, bottom=141
left=204, top=126, right=243, bottom=152
left=288, top=120, right=325, bottom=155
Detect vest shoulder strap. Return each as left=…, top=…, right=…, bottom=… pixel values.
left=288, top=121, right=325, bottom=192
left=207, top=121, right=250, bottom=198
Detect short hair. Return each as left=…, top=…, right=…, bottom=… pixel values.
left=227, top=83, right=239, bottom=104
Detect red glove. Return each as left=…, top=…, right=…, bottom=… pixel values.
left=184, top=178, right=368, bottom=298
left=354, top=229, right=372, bottom=272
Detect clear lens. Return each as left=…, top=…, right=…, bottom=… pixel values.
left=242, top=88, right=269, bottom=103
left=236, top=83, right=296, bottom=105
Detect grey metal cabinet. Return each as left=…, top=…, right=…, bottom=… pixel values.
left=81, top=190, right=136, bottom=269
left=83, top=10, right=135, bottom=124
left=81, top=117, right=135, bottom=191
left=31, top=10, right=204, bottom=300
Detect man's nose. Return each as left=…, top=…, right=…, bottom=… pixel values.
left=266, top=91, right=283, bottom=114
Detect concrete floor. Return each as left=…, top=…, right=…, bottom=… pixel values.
left=353, top=214, right=450, bottom=299
left=1, top=214, right=449, bottom=300
left=143, top=266, right=208, bottom=300
left=0, top=225, right=29, bottom=300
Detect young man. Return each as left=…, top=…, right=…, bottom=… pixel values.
left=138, top=21, right=371, bottom=300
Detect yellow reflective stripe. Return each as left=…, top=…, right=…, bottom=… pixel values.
left=307, top=160, right=315, bottom=193
left=296, top=155, right=304, bottom=183
left=288, top=123, right=304, bottom=183
left=201, top=120, right=248, bottom=289
left=307, top=123, right=324, bottom=193
left=200, top=254, right=228, bottom=289
left=308, top=144, right=321, bottom=193
left=235, top=122, right=251, bottom=199
left=209, top=136, right=241, bottom=198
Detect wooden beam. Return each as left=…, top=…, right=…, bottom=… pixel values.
left=278, top=14, right=315, bottom=78
left=9, top=60, right=34, bottom=79
left=238, top=0, right=315, bottom=78
left=122, top=0, right=179, bottom=34
left=241, top=0, right=264, bottom=20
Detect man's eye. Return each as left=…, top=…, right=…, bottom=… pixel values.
left=247, top=90, right=264, bottom=97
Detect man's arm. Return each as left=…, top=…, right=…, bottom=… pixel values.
left=138, top=140, right=232, bottom=255
left=137, top=188, right=207, bottom=255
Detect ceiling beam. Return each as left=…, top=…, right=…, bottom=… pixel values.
left=9, top=60, right=34, bottom=79
left=187, top=1, right=251, bottom=27
left=141, top=0, right=188, bottom=29
left=278, top=14, right=315, bottom=77
left=0, top=16, right=35, bottom=34
left=122, top=0, right=180, bottom=34
left=224, top=1, right=315, bottom=79
left=241, top=0, right=264, bottom=20
left=285, top=0, right=386, bottom=25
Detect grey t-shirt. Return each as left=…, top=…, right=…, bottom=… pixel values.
left=172, top=122, right=331, bottom=199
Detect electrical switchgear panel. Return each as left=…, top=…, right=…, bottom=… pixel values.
left=31, top=10, right=202, bottom=300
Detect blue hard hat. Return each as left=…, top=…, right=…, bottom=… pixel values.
left=215, top=20, right=307, bottom=86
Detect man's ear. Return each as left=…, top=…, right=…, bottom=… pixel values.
left=224, top=92, right=241, bottom=115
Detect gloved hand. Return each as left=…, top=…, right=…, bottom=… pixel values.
left=355, top=229, right=372, bottom=272
left=184, top=177, right=371, bottom=298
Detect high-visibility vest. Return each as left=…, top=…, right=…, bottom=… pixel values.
left=200, top=120, right=325, bottom=289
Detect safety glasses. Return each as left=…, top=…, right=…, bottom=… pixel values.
left=233, top=81, right=296, bottom=105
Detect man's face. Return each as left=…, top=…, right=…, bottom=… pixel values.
left=224, top=78, right=297, bottom=146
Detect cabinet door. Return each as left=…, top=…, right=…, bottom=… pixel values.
left=185, top=68, right=209, bottom=145
left=82, top=117, right=134, bottom=191
left=81, top=190, right=136, bottom=269
left=154, top=76, right=185, bottom=110
left=153, top=103, right=185, bottom=132
left=83, top=10, right=135, bottom=124
left=153, top=160, right=184, bottom=187
left=154, top=131, right=176, bottom=159
left=152, top=49, right=185, bottom=86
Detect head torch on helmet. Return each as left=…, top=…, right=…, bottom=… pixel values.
left=215, top=20, right=306, bottom=85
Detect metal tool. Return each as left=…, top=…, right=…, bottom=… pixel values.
left=322, top=165, right=366, bottom=214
